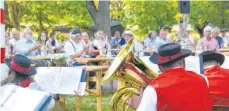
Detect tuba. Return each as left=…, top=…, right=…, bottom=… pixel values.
left=102, top=38, right=158, bottom=111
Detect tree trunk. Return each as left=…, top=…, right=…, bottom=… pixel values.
left=86, top=0, right=111, bottom=38
left=221, top=1, right=225, bottom=28
left=7, top=2, right=20, bottom=30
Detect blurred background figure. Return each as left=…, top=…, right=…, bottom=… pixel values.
left=9, top=29, right=20, bottom=48
left=220, top=28, right=229, bottom=47
left=49, top=31, right=62, bottom=53
left=15, top=27, right=40, bottom=56
left=5, top=32, right=11, bottom=57
left=143, top=31, right=158, bottom=50
left=180, top=31, right=195, bottom=47
left=121, top=30, right=144, bottom=56
left=37, top=31, right=54, bottom=55
left=82, top=32, right=92, bottom=46
left=93, top=30, right=110, bottom=54
left=197, top=26, right=219, bottom=52
left=64, top=28, right=90, bottom=60
left=212, top=27, right=223, bottom=49
left=154, top=29, right=168, bottom=52
left=110, top=31, right=125, bottom=49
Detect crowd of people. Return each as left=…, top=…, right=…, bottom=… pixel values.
left=5, top=25, right=229, bottom=61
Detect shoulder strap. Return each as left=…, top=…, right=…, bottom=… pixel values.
left=69, top=40, right=76, bottom=52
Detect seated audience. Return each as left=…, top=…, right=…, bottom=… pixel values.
left=37, top=31, right=54, bottom=55
left=64, top=28, right=90, bottom=66
left=197, top=26, right=219, bottom=52
left=154, top=29, right=169, bottom=52
left=220, top=28, right=229, bottom=47
left=82, top=32, right=92, bottom=46
left=212, top=27, right=223, bottom=49
left=9, top=29, right=20, bottom=54
left=5, top=33, right=11, bottom=57
left=93, top=30, right=109, bottom=54
left=180, top=31, right=195, bottom=47
left=49, top=31, right=62, bottom=53
left=143, top=31, right=157, bottom=50
left=110, top=31, right=125, bottom=49
left=121, top=30, right=144, bottom=56
left=15, top=27, right=40, bottom=56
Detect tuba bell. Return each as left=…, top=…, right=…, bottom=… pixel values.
left=102, top=38, right=158, bottom=111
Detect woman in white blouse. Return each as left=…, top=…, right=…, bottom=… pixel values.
left=93, top=30, right=110, bottom=54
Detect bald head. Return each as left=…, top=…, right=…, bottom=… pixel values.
left=12, top=29, right=20, bottom=40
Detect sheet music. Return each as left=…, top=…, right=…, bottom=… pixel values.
left=0, top=84, right=50, bottom=111
left=76, top=82, right=86, bottom=96
left=185, top=56, right=201, bottom=74
left=0, top=64, right=9, bottom=82
left=222, top=56, right=229, bottom=69
left=139, top=56, right=202, bottom=75
left=139, top=56, right=160, bottom=75
left=35, top=67, right=83, bottom=95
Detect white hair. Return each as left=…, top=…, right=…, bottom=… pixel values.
left=82, top=32, right=89, bottom=37
left=204, top=26, right=212, bottom=35
left=213, top=27, right=220, bottom=33
left=203, top=60, right=220, bottom=69
left=159, top=59, right=185, bottom=72
left=22, top=27, right=32, bottom=37
left=94, top=30, right=104, bottom=39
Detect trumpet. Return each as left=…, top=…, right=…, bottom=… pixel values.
left=102, top=38, right=157, bottom=111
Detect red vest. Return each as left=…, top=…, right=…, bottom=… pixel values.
left=149, top=68, right=213, bottom=111
left=204, top=65, right=229, bottom=98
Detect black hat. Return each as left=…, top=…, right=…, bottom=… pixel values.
left=220, top=28, right=228, bottom=32
left=4, top=54, right=36, bottom=76
left=199, top=51, right=225, bottom=65
left=72, top=28, right=81, bottom=35
left=149, top=43, right=192, bottom=65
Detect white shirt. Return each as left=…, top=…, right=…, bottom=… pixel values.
left=222, top=35, right=229, bottom=44
left=64, top=39, right=84, bottom=56
left=9, top=38, right=16, bottom=46
left=93, top=39, right=108, bottom=50
left=137, top=86, right=157, bottom=111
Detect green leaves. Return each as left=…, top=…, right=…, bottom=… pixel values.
left=6, top=1, right=93, bottom=32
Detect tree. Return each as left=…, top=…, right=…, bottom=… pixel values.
left=116, top=1, right=179, bottom=38
left=190, top=1, right=229, bottom=37
left=86, top=0, right=111, bottom=38
left=5, top=1, right=93, bottom=32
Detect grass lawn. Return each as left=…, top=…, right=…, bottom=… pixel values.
left=65, top=90, right=115, bottom=111
left=64, top=90, right=135, bottom=111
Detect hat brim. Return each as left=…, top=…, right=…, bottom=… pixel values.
left=4, top=59, right=37, bottom=76
left=201, top=53, right=225, bottom=65
left=220, top=29, right=228, bottom=32
left=149, top=49, right=192, bottom=65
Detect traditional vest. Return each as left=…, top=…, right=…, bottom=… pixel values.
left=149, top=68, right=213, bottom=111
left=204, top=65, right=229, bottom=98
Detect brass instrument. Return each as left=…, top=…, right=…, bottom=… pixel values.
left=102, top=38, right=158, bottom=111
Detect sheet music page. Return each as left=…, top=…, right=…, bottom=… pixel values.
left=185, top=56, right=201, bottom=74
left=35, top=67, right=83, bottom=95
left=76, top=82, right=86, bottom=96
left=0, top=64, right=9, bottom=81
left=222, top=56, right=229, bottom=69
left=139, top=56, right=160, bottom=75
left=0, top=84, right=49, bottom=111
